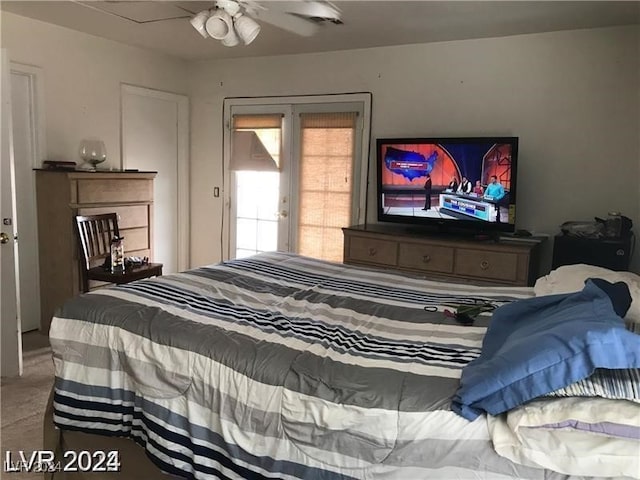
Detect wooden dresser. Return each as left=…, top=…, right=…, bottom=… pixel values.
left=35, top=170, right=157, bottom=331
left=343, top=224, right=543, bottom=287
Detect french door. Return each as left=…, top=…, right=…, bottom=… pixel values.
left=223, top=94, right=371, bottom=262
left=229, top=107, right=291, bottom=258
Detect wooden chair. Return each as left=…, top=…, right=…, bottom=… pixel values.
left=75, top=213, right=163, bottom=293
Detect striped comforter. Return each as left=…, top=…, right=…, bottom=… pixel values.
left=51, top=252, right=566, bottom=479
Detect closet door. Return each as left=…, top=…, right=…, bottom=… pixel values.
left=121, top=85, right=189, bottom=274
left=10, top=64, right=44, bottom=333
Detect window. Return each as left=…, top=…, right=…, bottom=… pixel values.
left=231, top=114, right=282, bottom=259
left=297, top=112, right=358, bottom=262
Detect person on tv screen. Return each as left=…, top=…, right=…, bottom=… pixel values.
left=484, top=175, right=505, bottom=200
left=447, top=176, right=459, bottom=192
left=473, top=180, right=484, bottom=195
left=422, top=173, right=432, bottom=210
left=484, top=175, right=506, bottom=222
left=457, top=176, right=472, bottom=194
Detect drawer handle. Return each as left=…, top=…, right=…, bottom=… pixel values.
left=616, top=249, right=625, bottom=256
left=422, top=255, right=431, bottom=263
left=368, top=247, right=377, bottom=256
left=480, top=260, right=490, bottom=270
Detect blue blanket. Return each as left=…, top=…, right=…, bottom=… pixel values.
left=452, top=279, right=640, bottom=420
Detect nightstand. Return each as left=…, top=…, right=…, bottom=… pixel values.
left=552, top=234, right=634, bottom=271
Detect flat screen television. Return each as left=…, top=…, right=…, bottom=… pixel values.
left=377, top=137, right=519, bottom=234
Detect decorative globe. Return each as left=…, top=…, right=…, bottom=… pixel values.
left=79, top=139, right=107, bottom=170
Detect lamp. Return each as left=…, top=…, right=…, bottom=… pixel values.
left=230, top=131, right=278, bottom=171
left=190, top=9, right=211, bottom=38
left=234, top=14, right=261, bottom=45
left=205, top=9, right=233, bottom=39
left=221, top=25, right=240, bottom=47
left=79, top=138, right=107, bottom=170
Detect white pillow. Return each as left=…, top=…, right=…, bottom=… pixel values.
left=488, top=397, right=640, bottom=478
left=534, top=264, right=640, bottom=323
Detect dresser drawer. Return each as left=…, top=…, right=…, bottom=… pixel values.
left=455, top=248, right=518, bottom=282
left=78, top=205, right=149, bottom=229
left=76, top=179, right=153, bottom=204
left=347, top=236, right=397, bottom=266
left=398, top=242, right=454, bottom=273
left=343, top=225, right=540, bottom=287
left=120, top=227, right=151, bottom=252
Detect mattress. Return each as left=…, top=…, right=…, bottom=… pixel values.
left=50, top=252, right=576, bottom=479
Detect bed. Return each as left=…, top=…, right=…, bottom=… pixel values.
left=44, top=252, right=640, bottom=479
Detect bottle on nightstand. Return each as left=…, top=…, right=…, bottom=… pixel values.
left=605, top=212, right=622, bottom=238
left=110, top=236, right=125, bottom=274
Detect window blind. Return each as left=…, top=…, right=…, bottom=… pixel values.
left=297, top=111, right=357, bottom=262
left=232, top=114, right=283, bottom=129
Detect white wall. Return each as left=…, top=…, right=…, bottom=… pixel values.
left=189, top=25, right=640, bottom=273
left=2, top=14, right=638, bottom=275
left=0, top=12, right=189, bottom=169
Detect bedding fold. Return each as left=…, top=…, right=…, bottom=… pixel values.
left=452, top=279, right=640, bottom=420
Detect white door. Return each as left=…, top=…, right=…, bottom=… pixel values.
left=10, top=65, right=44, bottom=332
left=1, top=50, right=22, bottom=377
left=227, top=106, right=291, bottom=259
left=121, top=85, right=189, bottom=274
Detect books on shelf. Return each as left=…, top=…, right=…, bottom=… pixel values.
left=43, top=160, right=77, bottom=170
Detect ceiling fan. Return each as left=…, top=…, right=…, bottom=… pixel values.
left=189, top=0, right=342, bottom=46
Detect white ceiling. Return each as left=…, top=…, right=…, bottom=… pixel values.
left=2, top=1, right=639, bottom=62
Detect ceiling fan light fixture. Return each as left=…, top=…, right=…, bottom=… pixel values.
left=190, top=9, right=211, bottom=38
left=216, top=0, right=241, bottom=17
left=205, top=9, right=234, bottom=40
left=221, top=26, right=241, bottom=47
left=191, top=0, right=338, bottom=47
left=234, top=14, right=261, bottom=45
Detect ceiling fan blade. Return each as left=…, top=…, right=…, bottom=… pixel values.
left=251, top=9, right=319, bottom=36
left=266, top=1, right=341, bottom=22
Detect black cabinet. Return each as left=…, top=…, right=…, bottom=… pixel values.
left=552, top=234, right=634, bottom=271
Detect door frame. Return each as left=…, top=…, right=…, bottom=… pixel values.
left=120, top=84, right=190, bottom=272
left=222, top=93, right=372, bottom=260
left=10, top=61, right=46, bottom=332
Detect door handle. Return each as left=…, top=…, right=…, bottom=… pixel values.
left=277, top=211, right=288, bottom=218
left=0, top=232, right=9, bottom=244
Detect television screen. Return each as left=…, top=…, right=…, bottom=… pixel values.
left=377, top=137, right=518, bottom=233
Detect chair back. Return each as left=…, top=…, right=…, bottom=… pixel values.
left=75, top=213, right=120, bottom=271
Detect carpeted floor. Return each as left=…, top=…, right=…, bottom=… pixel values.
left=1, top=331, right=55, bottom=479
